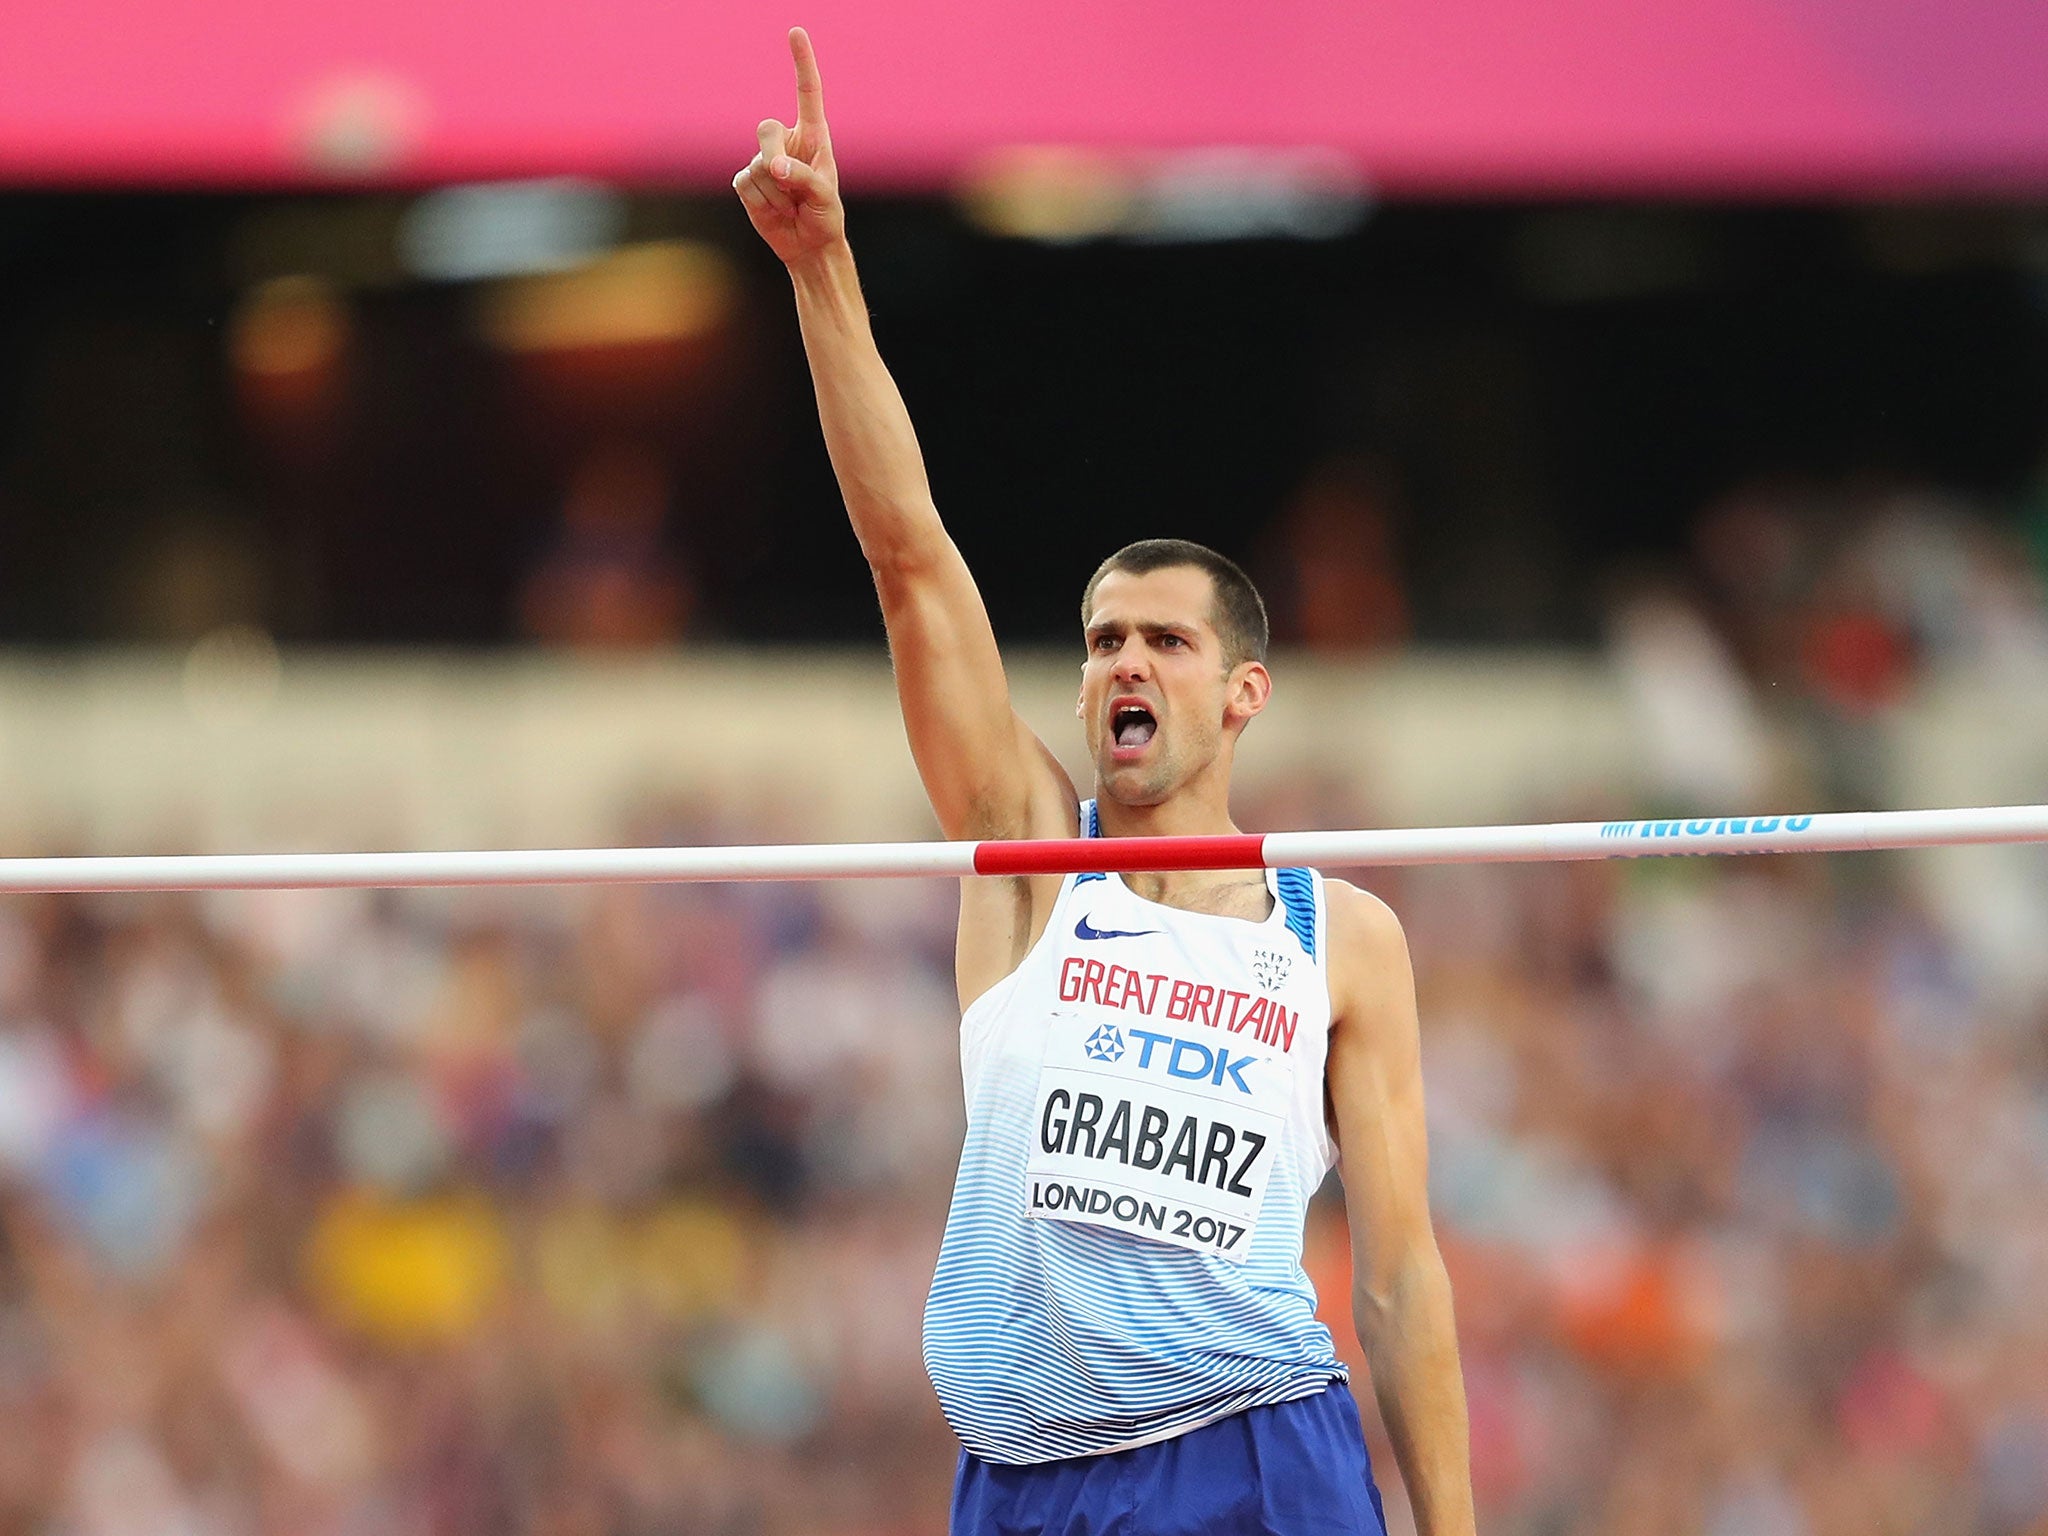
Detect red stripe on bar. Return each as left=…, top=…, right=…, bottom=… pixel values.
left=972, top=834, right=1268, bottom=876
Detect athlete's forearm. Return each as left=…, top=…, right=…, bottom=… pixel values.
left=1354, top=1249, right=1476, bottom=1536
left=787, top=241, right=948, bottom=573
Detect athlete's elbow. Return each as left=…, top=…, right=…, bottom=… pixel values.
left=1350, top=1274, right=1403, bottom=1343
left=1350, top=1244, right=1453, bottom=1341
left=851, top=500, right=950, bottom=577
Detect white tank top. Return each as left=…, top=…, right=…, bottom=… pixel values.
left=923, top=801, right=1348, bottom=1464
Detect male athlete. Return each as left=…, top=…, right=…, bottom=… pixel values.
left=735, top=31, right=1476, bottom=1536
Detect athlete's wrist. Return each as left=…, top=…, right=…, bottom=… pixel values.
left=786, top=238, right=860, bottom=301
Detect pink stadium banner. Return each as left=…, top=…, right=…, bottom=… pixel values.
left=1, top=0, right=2044, bottom=194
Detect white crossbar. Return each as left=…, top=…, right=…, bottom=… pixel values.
left=0, top=805, right=2040, bottom=894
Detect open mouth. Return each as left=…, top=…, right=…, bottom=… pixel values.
left=1112, top=704, right=1157, bottom=751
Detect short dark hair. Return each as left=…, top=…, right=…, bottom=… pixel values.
left=1080, top=539, right=1270, bottom=668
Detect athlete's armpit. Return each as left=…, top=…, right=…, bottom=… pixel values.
left=951, top=731, right=1079, bottom=1008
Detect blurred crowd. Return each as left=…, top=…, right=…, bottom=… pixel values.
left=0, top=764, right=2043, bottom=1536
left=1599, top=474, right=2048, bottom=825
left=1265, top=458, right=2048, bottom=687
left=4, top=444, right=2048, bottom=1536
left=1374, top=844, right=2048, bottom=1536
left=0, top=853, right=969, bottom=1536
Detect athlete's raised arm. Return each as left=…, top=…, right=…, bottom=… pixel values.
left=1324, top=883, right=1477, bottom=1536
left=734, top=30, right=1074, bottom=856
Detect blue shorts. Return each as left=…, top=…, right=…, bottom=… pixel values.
left=950, top=1383, right=1388, bottom=1536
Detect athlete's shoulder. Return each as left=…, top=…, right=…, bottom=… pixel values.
left=1320, top=879, right=1415, bottom=1033
left=1321, top=877, right=1409, bottom=962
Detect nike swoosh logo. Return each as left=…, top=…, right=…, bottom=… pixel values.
left=1074, top=915, right=1160, bottom=941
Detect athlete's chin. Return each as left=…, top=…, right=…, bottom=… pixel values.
left=1097, top=763, right=1176, bottom=807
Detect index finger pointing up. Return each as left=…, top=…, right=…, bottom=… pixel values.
left=789, top=27, right=827, bottom=132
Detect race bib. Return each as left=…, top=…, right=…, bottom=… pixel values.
left=1025, top=1010, right=1291, bottom=1262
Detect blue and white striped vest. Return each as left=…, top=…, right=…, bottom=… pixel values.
left=923, top=802, right=1347, bottom=1464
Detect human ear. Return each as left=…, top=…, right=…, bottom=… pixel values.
left=1225, top=661, right=1272, bottom=728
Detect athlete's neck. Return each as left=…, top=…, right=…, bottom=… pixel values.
left=1091, top=778, right=1268, bottom=913
left=1091, top=789, right=1239, bottom=843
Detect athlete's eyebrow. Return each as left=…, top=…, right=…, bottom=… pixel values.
left=1086, top=619, right=1202, bottom=641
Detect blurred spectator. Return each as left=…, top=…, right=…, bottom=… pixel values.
left=1690, top=475, right=2048, bottom=709
left=1604, top=574, right=1772, bottom=807
left=1263, top=456, right=1412, bottom=652
left=1678, top=474, right=2048, bottom=808
left=518, top=443, right=693, bottom=649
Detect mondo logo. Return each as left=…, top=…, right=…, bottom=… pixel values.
left=1600, top=815, right=1816, bottom=840
left=1084, top=1024, right=1125, bottom=1062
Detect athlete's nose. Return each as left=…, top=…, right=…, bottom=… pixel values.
left=1111, top=647, right=1151, bottom=683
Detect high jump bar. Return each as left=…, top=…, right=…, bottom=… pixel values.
left=0, top=805, right=2043, bottom=894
